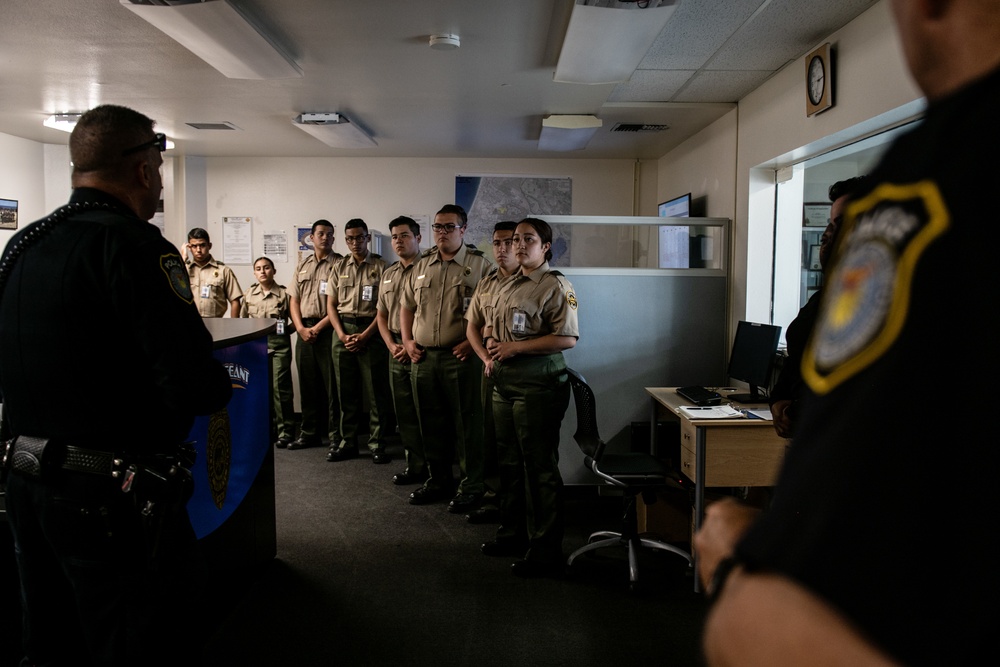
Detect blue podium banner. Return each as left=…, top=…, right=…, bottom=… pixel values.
left=186, top=336, right=270, bottom=539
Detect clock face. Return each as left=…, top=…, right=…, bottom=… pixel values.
left=808, top=56, right=826, bottom=105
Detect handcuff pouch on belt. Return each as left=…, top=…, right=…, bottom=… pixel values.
left=5, top=435, right=53, bottom=480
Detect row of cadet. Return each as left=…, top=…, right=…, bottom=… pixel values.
left=187, top=205, right=581, bottom=577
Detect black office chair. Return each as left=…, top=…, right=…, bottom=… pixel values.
left=564, top=368, right=692, bottom=589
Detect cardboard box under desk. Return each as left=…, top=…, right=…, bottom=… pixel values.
left=636, top=487, right=691, bottom=544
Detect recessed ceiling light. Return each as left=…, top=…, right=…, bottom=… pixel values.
left=43, top=113, right=83, bottom=133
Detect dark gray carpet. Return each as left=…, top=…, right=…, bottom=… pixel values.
left=201, top=443, right=709, bottom=666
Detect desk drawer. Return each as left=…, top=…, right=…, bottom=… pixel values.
left=679, top=419, right=786, bottom=487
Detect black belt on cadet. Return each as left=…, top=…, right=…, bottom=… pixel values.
left=341, top=315, right=374, bottom=326
left=301, top=318, right=322, bottom=327
left=391, top=332, right=403, bottom=344
left=5, top=436, right=123, bottom=479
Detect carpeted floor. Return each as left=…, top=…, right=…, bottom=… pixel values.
left=200, top=441, right=709, bottom=666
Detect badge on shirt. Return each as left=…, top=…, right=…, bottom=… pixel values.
left=319, top=280, right=328, bottom=296
left=200, top=284, right=212, bottom=299
left=362, top=285, right=374, bottom=302
left=803, top=180, right=949, bottom=395
left=512, top=310, right=527, bottom=334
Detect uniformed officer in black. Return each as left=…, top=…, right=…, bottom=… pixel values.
left=0, top=105, right=232, bottom=666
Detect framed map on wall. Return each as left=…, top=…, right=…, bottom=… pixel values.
left=455, top=175, right=572, bottom=262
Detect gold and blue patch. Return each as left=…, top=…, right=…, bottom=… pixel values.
left=803, top=180, right=949, bottom=394
left=160, top=253, right=192, bottom=303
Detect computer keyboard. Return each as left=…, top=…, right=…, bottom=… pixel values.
left=676, top=386, right=723, bottom=406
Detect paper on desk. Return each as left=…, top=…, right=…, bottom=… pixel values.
left=746, top=408, right=772, bottom=420
left=677, top=404, right=745, bottom=420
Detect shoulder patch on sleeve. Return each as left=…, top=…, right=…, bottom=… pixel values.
left=566, top=291, right=578, bottom=310
left=161, top=254, right=193, bottom=303
left=802, top=180, right=949, bottom=394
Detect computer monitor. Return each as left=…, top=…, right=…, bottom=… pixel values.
left=727, top=321, right=782, bottom=403
left=658, top=192, right=691, bottom=218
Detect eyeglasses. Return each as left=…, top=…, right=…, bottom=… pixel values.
left=431, top=223, right=464, bottom=233
left=122, top=133, right=167, bottom=156
left=344, top=234, right=369, bottom=244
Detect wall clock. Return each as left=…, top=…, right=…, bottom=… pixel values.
left=805, top=43, right=833, bottom=116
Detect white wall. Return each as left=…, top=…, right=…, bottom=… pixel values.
left=183, top=157, right=647, bottom=293
left=0, top=133, right=47, bottom=251
left=656, top=0, right=923, bottom=335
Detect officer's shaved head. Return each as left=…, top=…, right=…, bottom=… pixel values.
left=69, top=105, right=156, bottom=177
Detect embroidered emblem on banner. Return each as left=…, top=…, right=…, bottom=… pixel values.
left=160, top=254, right=192, bottom=303
left=207, top=408, right=232, bottom=510
left=803, top=180, right=949, bottom=394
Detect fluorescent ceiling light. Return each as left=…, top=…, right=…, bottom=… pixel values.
left=292, top=113, right=378, bottom=149
left=43, top=113, right=175, bottom=150
left=554, top=1, right=679, bottom=85
left=538, top=115, right=603, bottom=151
left=43, top=113, right=83, bottom=133
left=119, top=0, right=301, bottom=80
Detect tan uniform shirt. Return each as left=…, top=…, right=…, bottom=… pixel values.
left=187, top=257, right=242, bottom=318
left=240, top=282, right=290, bottom=329
left=401, top=244, right=493, bottom=347
left=376, top=261, right=413, bottom=334
left=329, top=252, right=386, bottom=318
left=290, top=252, right=341, bottom=319
left=489, top=261, right=580, bottom=342
left=465, top=267, right=513, bottom=331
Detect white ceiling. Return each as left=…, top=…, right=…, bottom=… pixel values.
left=0, top=0, right=877, bottom=160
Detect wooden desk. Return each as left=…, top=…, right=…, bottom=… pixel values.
left=646, top=387, right=789, bottom=590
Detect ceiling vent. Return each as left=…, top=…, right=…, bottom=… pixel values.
left=185, top=122, right=241, bottom=130
left=611, top=123, right=670, bottom=133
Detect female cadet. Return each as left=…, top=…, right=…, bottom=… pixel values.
left=477, top=217, right=579, bottom=577
left=240, top=256, right=296, bottom=448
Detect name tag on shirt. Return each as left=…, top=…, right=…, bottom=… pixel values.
left=513, top=311, right=526, bottom=334
left=276, top=320, right=285, bottom=335
left=362, top=285, right=374, bottom=302
left=319, top=280, right=328, bottom=296
left=200, top=285, right=212, bottom=299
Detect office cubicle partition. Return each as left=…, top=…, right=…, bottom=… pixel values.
left=542, top=216, right=730, bottom=484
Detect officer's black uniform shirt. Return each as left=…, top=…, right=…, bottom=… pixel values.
left=735, top=67, right=1000, bottom=665
left=0, top=187, right=231, bottom=451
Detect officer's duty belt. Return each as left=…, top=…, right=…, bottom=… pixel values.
left=341, top=316, right=374, bottom=326
left=6, top=436, right=121, bottom=479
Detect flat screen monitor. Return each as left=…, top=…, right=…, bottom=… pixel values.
left=727, top=321, right=782, bottom=403
left=658, top=192, right=691, bottom=218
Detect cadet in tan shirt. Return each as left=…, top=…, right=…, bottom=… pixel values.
left=241, top=256, right=296, bottom=449
left=464, top=221, right=519, bottom=524
left=287, top=219, right=343, bottom=451
left=325, top=218, right=393, bottom=464
left=376, top=216, right=426, bottom=485
left=400, top=204, right=493, bottom=512
left=479, top=218, right=578, bottom=578
left=184, top=227, right=242, bottom=318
